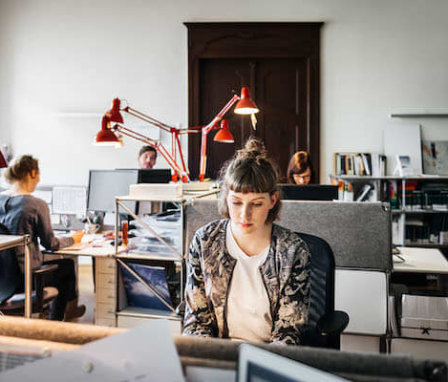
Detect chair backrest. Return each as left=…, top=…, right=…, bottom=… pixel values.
left=297, top=232, right=335, bottom=347
left=0, top=223, right=22, bottom=304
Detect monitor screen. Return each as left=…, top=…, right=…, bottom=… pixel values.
left=238, top=344, right=347, bottom=382
left=279, top=184, right=338, bottom=201
left=87, top=169, right=139, bottom=213
left=137, top=169, right=171, bottom=184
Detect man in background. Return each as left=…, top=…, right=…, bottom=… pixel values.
left=138, top=146, right=157, bottom=169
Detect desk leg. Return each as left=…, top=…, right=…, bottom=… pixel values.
left=24, top=235, right=32, bottom=319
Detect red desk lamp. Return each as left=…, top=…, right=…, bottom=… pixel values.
left=0, top=150, right=8, bottom=168
left=195, top=87, right=259, bottom=181
left=95, top=87, right=259, bottom=182
left=96, top=111, right=191, bottom=182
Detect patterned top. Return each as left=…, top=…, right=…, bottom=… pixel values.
left=183, top=219, right=311, bottom=345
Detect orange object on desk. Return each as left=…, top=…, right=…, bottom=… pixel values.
left=121, top=221, right=128, bottom=246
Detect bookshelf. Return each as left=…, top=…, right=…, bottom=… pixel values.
left=330, top=175, right=448, bottom=248
left=390, top=113, right=448, bottom=118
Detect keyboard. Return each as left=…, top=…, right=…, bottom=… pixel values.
left=0, top=350, right=44, bottom=373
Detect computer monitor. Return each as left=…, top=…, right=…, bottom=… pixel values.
left=238, top=344, right=347, bottom=382
left=137, top=169, right=171, bottom=184
left=279, top=184, right=338, bottom=201
left=87, top=169, right=139, bottom=213
left=87, top=169, right=172, bottom=214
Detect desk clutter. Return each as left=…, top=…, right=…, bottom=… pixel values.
left=0, top=317, right=446, bottom=382
left=127, top=209, right=182, bottom=257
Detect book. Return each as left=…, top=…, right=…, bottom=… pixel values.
left=334, top=152, right=386, bottom=176
left=120, top=263, right=173, bottom=312
left=355, top=184, right=373, bottom=202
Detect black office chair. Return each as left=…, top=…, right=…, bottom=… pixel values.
left=0, top=223, right=59, bottom=317
left=298, top=232, right=349, bottom=349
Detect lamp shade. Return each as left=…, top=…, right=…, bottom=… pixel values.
left=95, top=116, right=120, bottom=146
left=106, top=98, right=124, bottom=123
left=0, top=150, right=8, bottom=168
left=234, top=87, right=259, bottom=115
left=214, top=120, right=234, bottom=143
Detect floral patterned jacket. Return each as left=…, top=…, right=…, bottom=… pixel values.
left=183, top=219, right=311, bottom=345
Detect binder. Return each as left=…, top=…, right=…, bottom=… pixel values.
left=120, top=263, right=173, bottom=312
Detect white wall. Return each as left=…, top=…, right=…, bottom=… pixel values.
left=0, top=0, right=447, bottom=186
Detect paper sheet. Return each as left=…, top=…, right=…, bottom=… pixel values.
left=32, top=190, right=53, bottom=204
left=52, top=186, right=87, bottom=215
left=2, top=320, right=184, bottom=381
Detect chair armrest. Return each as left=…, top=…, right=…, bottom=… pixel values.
left=316, top=310, right=349, bottom=337
left=33, top=264, right=59, bottom=313
left=33, top=264, right=58, bottom=276
left=176, top=300, right=186, bottom=317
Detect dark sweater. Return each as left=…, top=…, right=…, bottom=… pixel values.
left=0, top=194, right=73, bottom=270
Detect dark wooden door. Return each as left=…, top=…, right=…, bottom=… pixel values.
left=186, top=23, right=322, bottom=181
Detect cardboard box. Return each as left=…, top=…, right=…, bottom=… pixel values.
left=401, top=294, right=448, bottom=341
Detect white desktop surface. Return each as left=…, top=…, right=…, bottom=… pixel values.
left=0, top=234, right=26, bottom=250
left=393, top=247, right=448, bottom=274
left=51, top=234, right=124, bottom=257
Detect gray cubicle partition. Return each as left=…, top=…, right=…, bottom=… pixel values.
left=184, top=200, right=392, bottom=271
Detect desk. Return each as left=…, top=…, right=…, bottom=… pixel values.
left=50, top=239, right=182, bottom=330
left=0, top=234, right=32, bottom=318
left=390, top=247, right=448, bottom=362
left=0, top=317, right=446, bottom=382
left=393, top=247, right=448, bottom=274
left=49, top=239, right=123, bottom=327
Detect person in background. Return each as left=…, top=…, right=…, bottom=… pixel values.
left=0, top=155, right=85, bottom=321
left=138, top=145, right=157, bottom=169
left=183, top=137, right=311, bottom=344
left=286, top=151, right=315, bottom=185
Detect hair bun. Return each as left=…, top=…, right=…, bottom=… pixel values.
left=4, top=155, right=39, bottom=183
left=294, top=151, right=309, bottom=168
left=237, top=136, right=268, bottom=161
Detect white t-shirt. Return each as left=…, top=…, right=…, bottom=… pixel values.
left=226, top=224, right=272, bottom=342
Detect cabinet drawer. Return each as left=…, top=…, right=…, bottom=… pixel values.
left=96, top=287, right=116, bottom=304
left=97, top=273, right=116, bottom=289
left=95, top=258, right=116, bottom=275
left=96, top=302, right=115, bottom=318
left=95, top=317, right=116, bottom=327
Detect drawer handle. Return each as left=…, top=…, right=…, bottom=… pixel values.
left=107, top=310, right=114, bottom=314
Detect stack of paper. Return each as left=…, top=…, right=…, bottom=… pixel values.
left=129, top=183, right=182, bottom=199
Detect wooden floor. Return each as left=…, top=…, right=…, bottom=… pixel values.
left=72, top=264, right=95, bottom=325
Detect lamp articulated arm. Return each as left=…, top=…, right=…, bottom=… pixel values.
left=198, top=94, right=241, bottom=182
left=112, top=123, right=189, bottom=182
left=107, top=99, right=193, bottom=182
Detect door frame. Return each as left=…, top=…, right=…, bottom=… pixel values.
left=185, top=22, right=323, bottom=180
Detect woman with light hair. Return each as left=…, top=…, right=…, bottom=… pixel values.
left=0, top=155, right=85, bottom=320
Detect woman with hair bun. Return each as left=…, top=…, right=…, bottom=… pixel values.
left=287, top=151, right=315, bottom=184
left=0, top=155, right=85, bottom=321
left=183, top=138, right=311, bottom=345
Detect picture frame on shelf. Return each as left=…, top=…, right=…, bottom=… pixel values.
left=393, top=155, right=414, bottom=177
